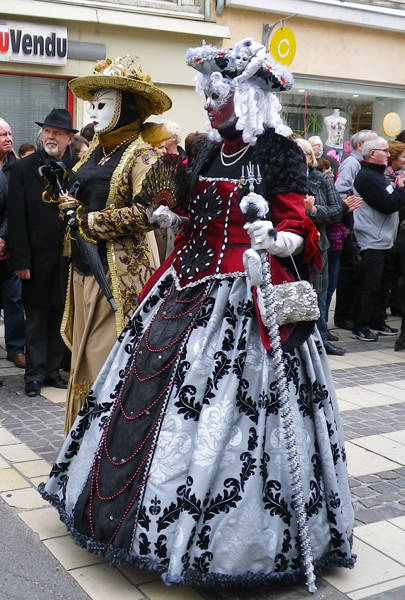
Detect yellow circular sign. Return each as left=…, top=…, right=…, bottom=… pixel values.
left=269, top=28, right=296, bottom=66
left=382, top=112, right=402, bottom=138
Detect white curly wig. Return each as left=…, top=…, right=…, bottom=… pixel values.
left=194, top=71, right=291, bottom=145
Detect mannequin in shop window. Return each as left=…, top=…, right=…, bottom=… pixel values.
left=324, top=108, right=347, bottom=161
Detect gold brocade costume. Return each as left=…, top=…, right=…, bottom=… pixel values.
left=63, top=138, right=160, bottom=432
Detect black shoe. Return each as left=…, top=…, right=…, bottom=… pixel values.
left=395, top=334, right=405, bottom=352
left=334, top=319, right=354, bottom=331
left=327, top=330, right=339, bottom=342
left=25, top=380, right=41, bottom=397
left=43, top=375, right=68, bottom=390
left=324, top=341, right=345, bottom=356
left=371, top=324, right=398, bottom=336
left=351, top=329, right=378, bottom=342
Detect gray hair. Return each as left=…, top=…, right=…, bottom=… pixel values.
left=362, top=136, right=386, bottom=159
left=350, top=129, right=377, bottom=151
left=308, top=135, right=322, bottom=148
left=162, top=120, right=182, bottom=144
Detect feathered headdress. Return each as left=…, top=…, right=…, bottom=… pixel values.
left=186, top=38, right=293, bottom=92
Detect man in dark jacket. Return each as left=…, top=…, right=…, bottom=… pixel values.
left=0, top=118, right=25, bottom=368
left=7, top=109, right=78, bottom=397
left=352, top=136, right=405, bottom=342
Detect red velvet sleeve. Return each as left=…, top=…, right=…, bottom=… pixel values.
left=271, top=192, right=306, bottom=236
left=271, top=192, right=321, bottom=269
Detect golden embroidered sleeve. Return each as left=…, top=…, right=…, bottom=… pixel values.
left=86, top=204, right=151, bottom=240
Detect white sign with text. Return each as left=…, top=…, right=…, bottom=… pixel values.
left=0, top=20, right=68, bottom=66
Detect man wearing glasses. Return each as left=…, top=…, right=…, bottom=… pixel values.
left=351, top=137, right=405, bottom=341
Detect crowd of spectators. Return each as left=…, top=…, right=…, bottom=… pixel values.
left=2, top=107, right=405, bottom=400
left=0, top=110, right=205, bottom=399
left=295, top=127, right=405, bottom=355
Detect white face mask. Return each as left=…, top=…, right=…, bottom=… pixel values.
left=89, top=88, right=119, bottom=133
left=234, top=48, right=251, bottom=74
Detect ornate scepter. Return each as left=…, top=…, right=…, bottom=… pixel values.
left=240, top=162, right=317, bottom=594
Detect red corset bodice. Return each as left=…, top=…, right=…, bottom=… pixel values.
left=171, top=178, right=251, bottom=288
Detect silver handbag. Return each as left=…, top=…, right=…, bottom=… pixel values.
left=258, top=251, right=320, bottom=327
left=270, top=279, right=320, bottom=326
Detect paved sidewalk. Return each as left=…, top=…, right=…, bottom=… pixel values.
left=1, top=315, right=405, bottom=600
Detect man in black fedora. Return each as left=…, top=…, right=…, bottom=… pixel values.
left=7, top=108, right=78, bottom=397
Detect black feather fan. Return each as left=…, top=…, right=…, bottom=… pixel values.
left=135, top=153, right=189, bottom=210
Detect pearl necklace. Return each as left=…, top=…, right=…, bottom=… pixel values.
left=220, top=143, right=250, bottom=167
left=98, top=134, right=138, bottom=166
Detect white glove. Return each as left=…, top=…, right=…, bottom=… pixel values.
left=150, top=205, right=190, bottom=236
left=244, top=220, right=304, bottom=256
left=242, top=248, right=264, bottom=287
left=150, top=205, right=177, bottom=228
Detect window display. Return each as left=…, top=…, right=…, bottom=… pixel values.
left=282, top=77, right=405, bottom=160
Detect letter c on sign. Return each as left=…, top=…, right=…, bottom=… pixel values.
left=269, top=28, right=296, bottom=66
left=277, top=39, right=290, bottom=59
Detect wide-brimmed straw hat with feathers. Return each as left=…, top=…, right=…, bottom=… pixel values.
left=69, top=55, right=172, bottom=121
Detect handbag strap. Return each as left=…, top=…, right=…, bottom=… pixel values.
left=280, top=236, right=303, bottom=281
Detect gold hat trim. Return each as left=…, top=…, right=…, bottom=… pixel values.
left=68, top=75, right=172, bottom=115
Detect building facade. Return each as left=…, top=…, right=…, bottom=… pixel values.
left=0, top=0, right=229, bottom=148
left=216, top=0, right=405, bottom=156
left=3, top=0, right=405, bottom=155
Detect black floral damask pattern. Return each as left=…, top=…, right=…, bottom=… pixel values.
left=40, top=261, right=355, bottom=587
left=174, top=385, right=201, bottom=421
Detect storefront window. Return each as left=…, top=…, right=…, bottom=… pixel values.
left=282, top=77, right=405, bottom=160
left=0, top=73, right=67, bottom=150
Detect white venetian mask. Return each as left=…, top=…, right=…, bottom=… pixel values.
left=88, top=88, right=120, bottom=134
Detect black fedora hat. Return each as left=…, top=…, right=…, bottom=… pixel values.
left=35, top=108, right=79, bottom=133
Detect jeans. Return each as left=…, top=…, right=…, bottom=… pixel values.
left=1, top=274, right=25, bottom=357
left=353, top=248, right=392, bottom=332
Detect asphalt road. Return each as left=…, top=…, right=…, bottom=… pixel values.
left=0, top=497, right=90, bottom=600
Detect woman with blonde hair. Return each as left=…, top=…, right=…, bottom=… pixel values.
left=41, top=39, right=355, bottom=590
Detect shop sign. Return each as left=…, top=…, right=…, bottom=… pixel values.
left=0, top=21, right=68, bottom=66
left=269, top=28, right=296, bottom=66
left=382, top=112, right=402, bottom=138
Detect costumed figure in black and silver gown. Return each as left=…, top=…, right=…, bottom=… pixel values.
left=40, top=39, right=356, bottom=590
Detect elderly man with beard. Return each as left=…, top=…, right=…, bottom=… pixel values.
left=7, top=109, right=78, bottom=397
